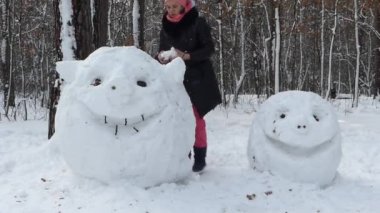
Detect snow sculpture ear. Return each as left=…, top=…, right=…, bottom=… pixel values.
left=56, top=60, right=81, bottom=84
left=163, top=57, right=186, bottom=83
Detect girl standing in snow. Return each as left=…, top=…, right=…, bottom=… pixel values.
left=157, top=0, right=221, bottom=172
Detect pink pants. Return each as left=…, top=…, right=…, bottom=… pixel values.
left=192, top=106, right=207, bottom=148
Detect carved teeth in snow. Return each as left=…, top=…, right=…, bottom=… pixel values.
left=108, top=114, right=146, bottom=136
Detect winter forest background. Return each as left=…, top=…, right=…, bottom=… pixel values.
left=0, top=0, right=379, bottom=124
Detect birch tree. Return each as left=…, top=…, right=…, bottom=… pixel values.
left=17, top=0, right=27, bottom=120
left=232, top=0, right=246, bottom=105
left=1, top=0, right=15, bottom=118
left=217, top=0, right=226, bottom=106
left=375, top=6, right=380, bottom=96
left=259, top=0, right=274, bottom=96
left=49, top=0, right=75, bottom=138
left=297, top=2, right=304, bottom=90
left=320, top=0, right=325, bottom=96
left=274, top=1, right=280, bottom=94
left=353, top=0, right=360, bottom=107
left=132, top=0, right=145, bottom=50
left=325, top=0, right=339, bottom=99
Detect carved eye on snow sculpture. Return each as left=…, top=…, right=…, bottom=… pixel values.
left=92, top=78, right=102, bottom=86
left=137, top=80, right=147, bottom=87
left=280, top=113, right=286, bottom=119
left=312, top=107, right=327, bottom=122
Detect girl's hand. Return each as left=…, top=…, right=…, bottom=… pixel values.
left=175, top=49, right=190, bottom=61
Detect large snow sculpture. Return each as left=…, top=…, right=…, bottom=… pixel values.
left=52, top=46, right=195, bottom=187
left=247, top=91, right=341, bottom=186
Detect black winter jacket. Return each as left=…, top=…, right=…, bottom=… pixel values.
left=159, top=7, right=222, bottom=117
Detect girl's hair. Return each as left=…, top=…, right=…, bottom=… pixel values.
left=180, top=6, right=185, bottom=14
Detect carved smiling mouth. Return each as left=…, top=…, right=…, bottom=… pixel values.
left=100, top=112, right=160, bottom=136
left=266, top=135, right=334, bottom=157
left=78, top=99, right=165, bottom=136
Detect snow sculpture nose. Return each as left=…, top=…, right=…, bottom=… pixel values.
left=107, top=79, right=134, bottom=99
left=295, top=117, right=309, bottom=134
left=297, top=124, right=307, bottom=129
left=295, top=123, right=308, bottom=134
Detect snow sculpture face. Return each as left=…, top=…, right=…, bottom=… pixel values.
left=52, top=47, right=195, bottom=187
left=247, top=91, right=341, bottom=186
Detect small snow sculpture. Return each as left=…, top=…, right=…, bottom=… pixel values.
left=247, top=91, right=341, bottom=186
left=158, top=47, right=178, bottom=62
left=52, top=46, right=195, bottom=187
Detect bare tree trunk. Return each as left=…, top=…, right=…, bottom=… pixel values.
left=18, top=0, right=27, bottom=120
left=54, top=0, right=63, bottom=60
left=93, top=0, right=109, bottom=48
left=260, top=1, right=273, bottom=96
left=297, top=3, right=304, bottom=90
left=365, top=10, right=373, bottom=96
left=353, top=0, right=360, bottom=107
left=138, top=0, right=145, bottom=50
left=320, top=0, right=325, bottom=96
left=107, top=0, right=113, bottom=46
left=1, top=0, right=10, bottom=110
left=284, top=21, right=295, bottom=89
left=325, top=0, right=339, bottom=99
left=49, top=0, right=65, bottom=139
left=374, top=7, right=380, bottom=98
left=4, top=0, right=15, bottom=118
left=73, top=0, right=94, bottom=59
left=232, top=0, right=246, bottom=105
left=217, top=0, right=226, bottom=106
left=132, top=0, right=145, bottom=50
left=40, top=34, right=46, bottom=108
left=274, top=2, right=280, bottom=94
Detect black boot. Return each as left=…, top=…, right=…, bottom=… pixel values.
left=192, top=146, right=207, bottom=172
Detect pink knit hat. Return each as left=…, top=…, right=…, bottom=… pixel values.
left=165, top=0, right=194, bottom=13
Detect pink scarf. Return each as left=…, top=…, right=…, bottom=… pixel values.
left=166, top=14, right=186, bottom=23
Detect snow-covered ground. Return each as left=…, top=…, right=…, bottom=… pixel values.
left=1, top=96, right=380, bottom=213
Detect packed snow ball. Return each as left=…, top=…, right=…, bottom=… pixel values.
left=52, top=46, right=195, bottom=187
left=247, top=91, right=342, bottom=186
left=159, top=47, right=178, bottom=61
